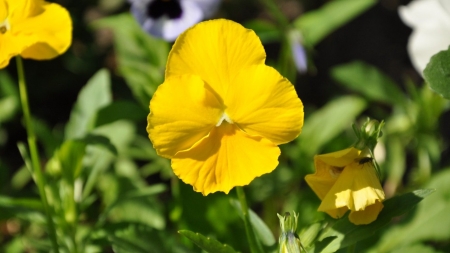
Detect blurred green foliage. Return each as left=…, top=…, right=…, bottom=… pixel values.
left=0, top=0, right=449, bottom=252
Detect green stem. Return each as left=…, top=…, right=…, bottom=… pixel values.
left=16, top=56, right=60, bottom=253
left=236, top=187, right=262, bottom=253
left=347, top=243, right=356, bottom=253
left=259, top=0, right=296, bottom=81
left=259, top=0, right=290, bottom=31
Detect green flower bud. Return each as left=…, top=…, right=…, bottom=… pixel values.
left=353, top=118, right=384, bottom=152
left=278, top=211, right=306, bottom=253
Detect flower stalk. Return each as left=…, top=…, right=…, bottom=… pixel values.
left=236, top=187, right=263, bottom=253
left=16, top=56, right=60, bottom=253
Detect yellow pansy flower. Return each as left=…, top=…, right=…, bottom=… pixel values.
left=0, top=0, right=72, bottom=68
left=147, top=19, right=304, bottom=195
left=305, top=147, right=385, bottom=225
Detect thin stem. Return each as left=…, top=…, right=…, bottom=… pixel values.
left=236, top=187, right=262, bottom=253
left=16, top=56, right=60, bottom=253
left=259, top=0, right=290, bottom=31
left=259, top=0, right=297, bottom=81
left=347, top=243, right=356, bottom=253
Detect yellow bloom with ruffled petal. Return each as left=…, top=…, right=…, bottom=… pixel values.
left=0, top=0, right=72, bottom=68
left=147, top=19, right=304, bottom=196
left=305, top=147, right=385, bottom=225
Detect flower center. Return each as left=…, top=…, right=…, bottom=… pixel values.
left=329, top=166, right=343, bottom=178
left=147, top=0, right=182, bottom=19
left=0, top=19, right=10, bottom=34
left=216, top=112, right=233, bottom=127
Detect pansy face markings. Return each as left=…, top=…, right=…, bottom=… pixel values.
left=147, top=0, right=182, bottom=19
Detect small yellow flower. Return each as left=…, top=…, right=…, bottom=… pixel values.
left=147, top=19, right=304, bottom=195
left=0, top=0, right=72, bottom=68
left=305, top=147, right=385, bottom=225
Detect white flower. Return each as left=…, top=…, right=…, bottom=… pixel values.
left=129, top=0, right=221, bottom=41
left=399, top=0, right=450, bottom=75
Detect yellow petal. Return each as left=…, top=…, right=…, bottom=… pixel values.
left=0, top=0, right=71, bottom=68
left=166, top=19, right=266, bottom=98
left=225, top=65, right=303, bottom=144
left=305, top=160, right=340, bottom=201
left=318, top=160, right=385, bottom=219
left=316, top=147, right=360, bottom=168
left=305, top=149, right=359, bottom=203
left=147, top=74, right=222, bottom=158
left=172, top=123, right=280, bottom=195
left=351, top=163, right=385, bottom=211
left=0, top=33, right=24, bottom=68
left=348, top=200, right=384, bottom=225
left=0, top=1, right=8, bottom=21
left=7, top=0, right=44, bottom=22
left=17, top=2, right=72, bottom=60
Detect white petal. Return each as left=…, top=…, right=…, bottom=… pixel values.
left=408, top=27, right=450, bottom=74
left=399, top=0, right=450, bottom=74
left=161, top=0, right=203, bottom=41
left=189, top=0, right=222, bottom=18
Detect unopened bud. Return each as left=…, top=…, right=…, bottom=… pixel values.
left=353, top=118, right=384, bottom=152
left=278, top=211, right=305, bottom=253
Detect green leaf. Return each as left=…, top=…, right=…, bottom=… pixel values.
left=82, top=146, right=115, bottom=200
left=299, top=222, right=323, bottom=249
left=297, top=96, right=367, bottom=156
left=57, top=140, right=87, bottom=181
left=105, top=223, right=189, bottom=253
left=331, top=61, right=406, bottom=105
left=244, top=19, right=281, bottom=44
left=294, top=0, right=376, bottom=46
left=65, top=69, right=112, bottom=139
left=0, top=196, right=43, bottom=211
left=80, top=134, right=118, bottom=156
left=11, top=166, right=32, bottom=190
left=315, top=189, right=435, bottom=253
left=389, top=243, right=443, bottom=253
left=0, top=71, right=19, bottom=123
left=32, top=117, right=62, bottom=157
left=230, top=199, right=276, bottom=247
left=92, top=13, right=168, bottom=107
left=95, top=100, right=147, bottom=127
left=97, top=183, right=167, bottom=229
left=383, top=137, right=406, bottom=191
left=109, top=234, right=149, bottom=253
left=83, top=120, right=136, bottom=199
left=179, top=230, right=239, bottom=253
left=371, top=169, right=450, bottom=252
left=424, top=46, right=450, bottom=100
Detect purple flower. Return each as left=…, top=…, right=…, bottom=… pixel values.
left=288, top=29, right=308, bottom=73
left=129, top=0, right=221, bottom=41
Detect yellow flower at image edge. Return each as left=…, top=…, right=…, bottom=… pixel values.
left=305, top=147, right=385, bottom=225
left=0, top=0, right=72, bottom=68
left=147, top=19, right=304, bottom=196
